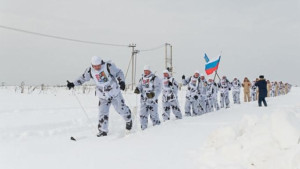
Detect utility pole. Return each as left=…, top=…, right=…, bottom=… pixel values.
left=170, top=45, right=173, bottom=76
left=165, top=43, right=173, bottom=76
left=165, top=43, right=168, bottom=69
left=133, top=49, right=139, bottom=88
left=128, top=44, right=137, bottom=90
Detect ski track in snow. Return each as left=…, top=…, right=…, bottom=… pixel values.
left=0, top=87, right=299, bottom=169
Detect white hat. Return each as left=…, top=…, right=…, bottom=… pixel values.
left=144, top=65, right=151, bottom=71
left=91, top=56, right=102, bottom=65
left=194, top=70, right=200, bottom=74
left=163, top=69, right=170, bottom=76
left=200, top=73, right=204, bottom=77
left=163, top=69, right=169, bottom=74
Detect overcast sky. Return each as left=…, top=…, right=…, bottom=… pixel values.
left=1, top=0, right=300, bottom=86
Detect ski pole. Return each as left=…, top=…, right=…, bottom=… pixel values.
left=70, top=89, right=95, bottom=141
left=73, top=90, right=93, bottom=124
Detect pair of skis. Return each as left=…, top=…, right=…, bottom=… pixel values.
left=70, top=129, right=132, bottom=141
left=70, top=105, right=138, bottom=141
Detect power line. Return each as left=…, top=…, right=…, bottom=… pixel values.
left=139, top=44, right=165, bottom=52
left=0, top=25, right=129, bottom=47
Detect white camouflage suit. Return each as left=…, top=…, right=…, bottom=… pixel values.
left=73, top=62, right=132, bottom=133
left=206, top=81, right=219, bottom=112
left=270, top=82, right=276, bottom=97
left=218, top=77, right=231, bottom=108
left=198, top=77, right=208, bottom=115
left=251, top=81, right=257, bottom=101
left=161, top=73, right=182, bottom=121
left=182, top=75, right=200, bottom=116
left=231, top=79, right=241, bottom=104
left=278, top=82, right=285, bottom=96
left=136, top=73, right=162, bottom=130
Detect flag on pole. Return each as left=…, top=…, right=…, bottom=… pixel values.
left=204, top=53, right=210, bottom=63
left=205, top=56, right=221, bottom=75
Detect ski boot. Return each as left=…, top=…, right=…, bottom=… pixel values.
left=126, top=120, right=132, bottom=130
left=97, top=131, right=107, bottom=137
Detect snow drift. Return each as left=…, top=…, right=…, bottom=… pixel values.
left=0, top=86, right=299, bottom=169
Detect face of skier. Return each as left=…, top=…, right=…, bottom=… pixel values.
left=194, top=73, right=199, bottom=78
left=144, top=70, right=151, bottom=76
left=200, top=76, right=205, bottom=80
left=92, top=64, right=101, bottom=71
left=163, top=73, right=169, bottom=78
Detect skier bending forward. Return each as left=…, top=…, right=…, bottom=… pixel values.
left=67, top=56, right=132, bottom=137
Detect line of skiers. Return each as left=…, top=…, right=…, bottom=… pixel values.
left=67, top=56, right=292, bottom=137
left=242, top=77, right=292, bottom=103
left=181, top=71, right=244, bottom=116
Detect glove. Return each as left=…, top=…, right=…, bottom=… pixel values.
left=168, top=81, right=173, bottom=86
left=146, top=92, right=155, bottom=99
left=182, top=75, right=185, bottom=79
left=193, top=95, right=198, bottom=100
left=119, top=81, right=126, bottom=91
left=134, top=87, right=140, bottom=94
left=67, top=80, right=75, bottom=90
left=229, top=88, right=231, bottom=91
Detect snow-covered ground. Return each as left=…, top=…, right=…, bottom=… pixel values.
left=0, top=87, right=299, bottom=169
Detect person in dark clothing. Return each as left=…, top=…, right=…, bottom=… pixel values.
left=255, top=75, right=268, bottom=107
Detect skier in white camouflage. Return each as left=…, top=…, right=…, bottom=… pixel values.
left=251, top=80, right=258, bottom=101
left=218, top=76, right=231, bottom=108
left=134, top=65, right=161, bottom=130
left=182, top=70, right=201, bottom=116
left=231, top=77, right=241, bottom=104
left=270, top=82, right=276, bottom=97
left=67, top=56, right=132, bottom=137
left=206, top=79, right=219, bottom=112
left=198, top=74, right=208, bottom=115
left=161, top=69, right=182, bottom=121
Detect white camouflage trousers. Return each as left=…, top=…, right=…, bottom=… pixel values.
left=270, top=90, right=275, bottom=97
left=251, top=91, right=257, bottom=101
left=139, top=100, right=161, bottom=130
left=98, top=94, right=132, bottom=133
left=207, top=96, right=219, bottom=112
left=220, top=92, right=230, bottom=108
left=185, top=98, right=199, bottom=116
left=198, top=95, right=207, bottom=115
left=162, top=100, right=182, bottom=121
left=232, top=91, right=241, bottom=104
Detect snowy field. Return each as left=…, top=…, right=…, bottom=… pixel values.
left=0, top=86, right=299, bottom=169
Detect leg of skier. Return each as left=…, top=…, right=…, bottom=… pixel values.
left=148, top=103, right=161, bottom=126
left=171, top=100, right=182, bottom=119
left=220, top=93, right=225, bottom=108
left=140, top=102, right=149, bottom=130
left=225, top=92, right=230, bottom=108
left=185, top=99, right=192, bottom=116
left=162, top=101, right=171, bottom=121
left=97, top=98, right=111, bottom=136
left=111, top=94, right=132, bottom=130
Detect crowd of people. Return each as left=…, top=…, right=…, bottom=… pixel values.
left=67, top=56, right=292, bottom=136
left=243, top=77, right=292, bottom=102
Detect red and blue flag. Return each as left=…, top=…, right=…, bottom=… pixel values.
left=205, top=55, right=221, bottom=75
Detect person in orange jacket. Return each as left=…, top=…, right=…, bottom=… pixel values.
left=267, top=80, right=271, bottom=97
left=242, top=77, right=251, bottom=102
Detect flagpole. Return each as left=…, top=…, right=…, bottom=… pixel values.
left=213, top=52, right=222, bottom=82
